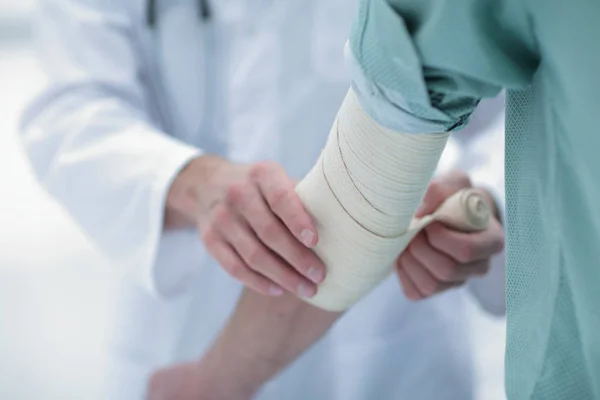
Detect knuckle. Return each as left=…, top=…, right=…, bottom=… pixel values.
left=269, top=186, right=289, bottom=205
left=225, top=183, right=247, bottom=205
left=436, top=261, right=457, bottom=281
left=200, top=227, right=218, bottom=246
left=246, top=247, right=266, bottom=268
left=455, top=244, right=474, bottom=263
left=426, top=226, right=445, bottom=250
left=410, top=234, right=428, bottom=257
left=451, top=170, right=472, bottom=187
left=258, top=219, right=282, bottom=241
left=268, top=187, right=291, bottom=209
left=412, top=232, right=427, bottom=249
left=406, top=247, right=420, bottom=267
left=428, top=221, right=446, bottom=236
left=405, top=249, right=420, bottom=268
left=427, top=179, right=445, bottom=199
left=249, top=161, right=273, bottom=181
left=428, top=177, right=443, bottom=189
left=212, top=204, right=232, bottom=227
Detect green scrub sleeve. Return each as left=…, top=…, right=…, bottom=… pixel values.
left=347, top=0, right=540, bottom=133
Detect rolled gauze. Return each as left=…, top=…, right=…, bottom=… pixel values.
left=400, top=187, right=491, bottom=249
left=295, top=88, right=491, bottom=311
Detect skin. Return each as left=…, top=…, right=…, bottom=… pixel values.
left=166, top=155, right=327, bottom=298
left=396, top=171, right=504, bottom=300
left=147, top=290, right=340, bottom=400
left=149, top=166, right=505, bottom=400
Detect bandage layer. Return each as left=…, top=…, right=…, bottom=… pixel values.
left=295, top=89, right=489, bottom=311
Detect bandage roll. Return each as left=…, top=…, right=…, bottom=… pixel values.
left=295, top=89, right=491, bottom=311
left=403, top=187, right=492, bottom=245
left=432, top=188, right=491, bottom=232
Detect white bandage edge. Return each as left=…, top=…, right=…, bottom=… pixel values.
left=295, top=88, right=451, bottom=311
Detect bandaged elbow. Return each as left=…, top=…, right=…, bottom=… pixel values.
left=295, top=88, right=450, bottom=311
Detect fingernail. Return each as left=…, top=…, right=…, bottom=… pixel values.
left=307, top=267, right=325, bottom=283
left=300, top=229, right=315, bottom=247
left=269, top=285, right=284, bottom=296
left=297, top=283, right=316, bottom=298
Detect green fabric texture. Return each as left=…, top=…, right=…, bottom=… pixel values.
left=349, top=0, right=600, bottom=398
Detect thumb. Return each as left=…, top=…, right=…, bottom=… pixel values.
left=415, top=171, right=471, bottom=217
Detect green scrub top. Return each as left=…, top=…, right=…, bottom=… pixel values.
left=346, top=0, right=600, bottom=399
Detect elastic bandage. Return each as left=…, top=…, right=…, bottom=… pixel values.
left=295, top=89, right=490, bottom=311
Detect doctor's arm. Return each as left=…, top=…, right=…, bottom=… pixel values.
left=21, top=0, right=325, bottom=298
left=20, top=0, right=200, bottom=294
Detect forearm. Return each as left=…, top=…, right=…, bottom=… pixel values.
left=196, top=289, right=341, bottom=399
left=195, top=88, right=444, bottom=395
left=191, top=88, right=488, bottom=395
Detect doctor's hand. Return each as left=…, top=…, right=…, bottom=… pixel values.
left=167, top=156, right=325, bottom=298
left=395, top=171, right=505, bottom=301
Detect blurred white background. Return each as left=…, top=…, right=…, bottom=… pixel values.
left=0, top=1, right=118, bottom=398
left=0, top=1, right=506, bottom=398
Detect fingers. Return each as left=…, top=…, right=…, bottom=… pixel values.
left=396, top=228, right=495, bottom=300
left=408, top=232, right=459, bottom=281
left=409, top=231, right=490, bottom=281
left=225, top=179, right=325, bottom=285
left=415, top=171, right=471, bottom=217
left=250, top=162, right=318, bottom=248
left=199, top=161, right=327, bottom=297
left=396, top=267, right=421, bottom=301
left=205, top=205, right=318, bottom=297
left=425, top=221, right=504, bottom=263
left=202, top=226, right=284, bottom=297
left=399, top=169, right=505, bottom=301
left=396, top=249, right=463, bottom=300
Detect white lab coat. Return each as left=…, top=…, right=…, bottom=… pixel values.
left=20, top=1, right=505, bottom=399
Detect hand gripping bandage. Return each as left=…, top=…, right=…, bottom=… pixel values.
left=295, top=89, right=491, bottom=311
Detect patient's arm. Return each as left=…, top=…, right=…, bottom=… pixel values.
left=147, top=289, right=340, bottom=400
left=148, top=88, right=455, bottom=399
left=200, top=289, right=341, bottom=398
